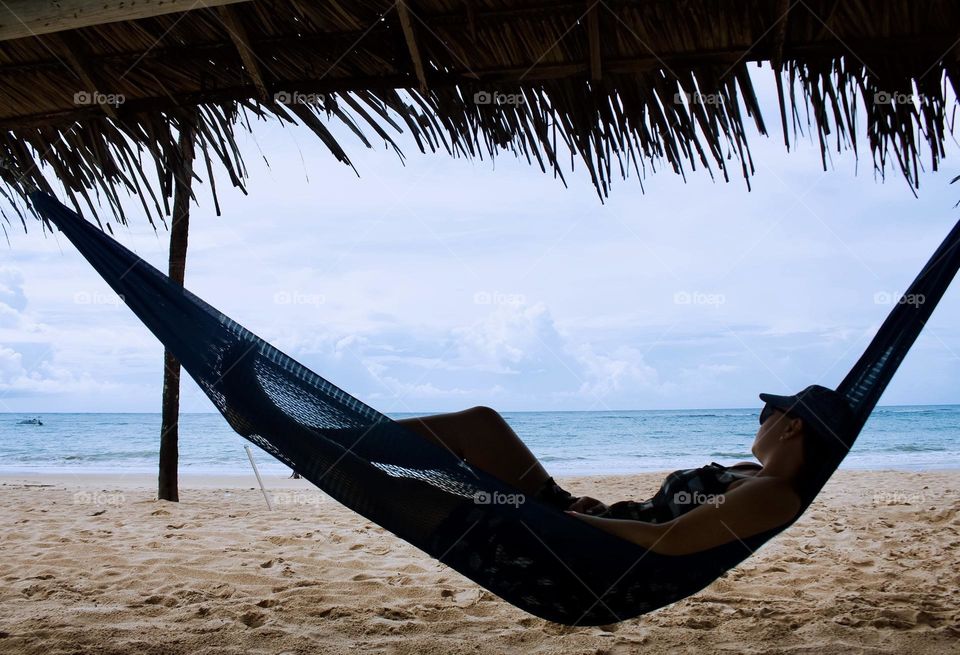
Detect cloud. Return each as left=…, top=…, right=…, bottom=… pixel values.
left=568, top=343, right=662, bottom=398
left=0, top=267, right=28, bottom=329
left=0, top=267, right=27, bottom=311
left=0, top=344, right=121, bottom=397
left=339, top=300, right=669, bottom=409
left=0, top=266, right=131, bottom=406
left=368, top=379, right=506, bottom=405
left=452, top=302, right=563, bottom=374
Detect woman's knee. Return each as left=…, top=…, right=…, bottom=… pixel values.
left=463, top=405, right=503, bottom=424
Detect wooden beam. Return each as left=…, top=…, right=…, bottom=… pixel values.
left=2, top=33, right=956, bottom=130
left=397, top=1, right=429, bottom=93
left=0, top=4, right=950, bottom=79
left=586, top=2, right=602, bottom=81
left=813, top=0, right=843, bottom=42
left=772, top=0, right=791, bottom=66
left=216, top=5, right=269, bottom=102
left=0, top=0, right=253, bottom=42
left=52, top=32, right=119, bottom=120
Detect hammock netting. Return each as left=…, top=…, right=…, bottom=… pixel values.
left=31, top=191, right=960, bottom=625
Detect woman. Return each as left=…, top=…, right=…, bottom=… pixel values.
left=397, top=384, right=855, bottom=556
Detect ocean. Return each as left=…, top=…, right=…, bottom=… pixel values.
left=1, top=406, right=958, bottom=476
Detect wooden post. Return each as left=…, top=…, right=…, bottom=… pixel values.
left=158, top=113, right=197, bottom=502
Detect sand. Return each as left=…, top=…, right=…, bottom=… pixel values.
left=0, top=470, right=957, bottom=654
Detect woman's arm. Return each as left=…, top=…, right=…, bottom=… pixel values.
left=566, top=512, right=672, bottom=548
left=568, top=477, right=800, bottom=555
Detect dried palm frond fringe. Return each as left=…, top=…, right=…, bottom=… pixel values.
left=0, top=0, right=957, bottom=234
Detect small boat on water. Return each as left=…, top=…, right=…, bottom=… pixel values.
left=17, top=417, right=43, bottom=426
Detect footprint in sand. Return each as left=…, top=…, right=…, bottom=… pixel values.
left=174, top=589, right=204, bottom=604
left=439, top=589, right=479, bottom=607
left=239, top=610, right=267, bottom=628
left=609, top=641, right=652, bottom=654
left=682, top=618, right=717, bottom=630
left=377, top=607, right=413, bottom=621
left=142, top=595, right=178, bottom=607
left=396, top=563, right=426, bottom=574
left=869, top=607, right=942, bottom=629
left=310, top=604, right=354, bottom=619
left=209, top=583, right=236, bottom=599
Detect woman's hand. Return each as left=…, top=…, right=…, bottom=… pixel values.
left=566, top=511, right=670, bottom=549
left=568, top=496, right=608, bottom=515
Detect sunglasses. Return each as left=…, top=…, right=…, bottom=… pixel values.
left=759, top=404, right=780, bottom=425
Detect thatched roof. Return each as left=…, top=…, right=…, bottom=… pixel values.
left=1, top=0, right=958, bottom=233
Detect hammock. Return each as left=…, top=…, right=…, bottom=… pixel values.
left=31, top=190, right=960, bottom=625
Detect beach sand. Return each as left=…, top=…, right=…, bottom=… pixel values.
left=0, top=470, right=957, bottom=654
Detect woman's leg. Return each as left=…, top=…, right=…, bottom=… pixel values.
left=396, top=406, right=552, bottom=495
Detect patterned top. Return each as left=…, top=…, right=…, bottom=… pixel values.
left=597, top=462, right=761, bottom=523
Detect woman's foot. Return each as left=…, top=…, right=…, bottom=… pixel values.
left=533, top=476, right=577, bottom=509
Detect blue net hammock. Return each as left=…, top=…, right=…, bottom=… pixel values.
left=31, top=191, right=960, bottom=625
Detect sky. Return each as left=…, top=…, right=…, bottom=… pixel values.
left=2, top=69, right=960, bottom=414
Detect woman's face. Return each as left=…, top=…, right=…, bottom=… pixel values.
left=752, top=406, right=790, bottom=461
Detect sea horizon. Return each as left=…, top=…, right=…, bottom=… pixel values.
left=5, top=401, right=956, bottom=414
left=3, top=404, right=958, bottom=476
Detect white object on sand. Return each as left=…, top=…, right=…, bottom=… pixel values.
left=244, top=445, right=273, bottom=511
